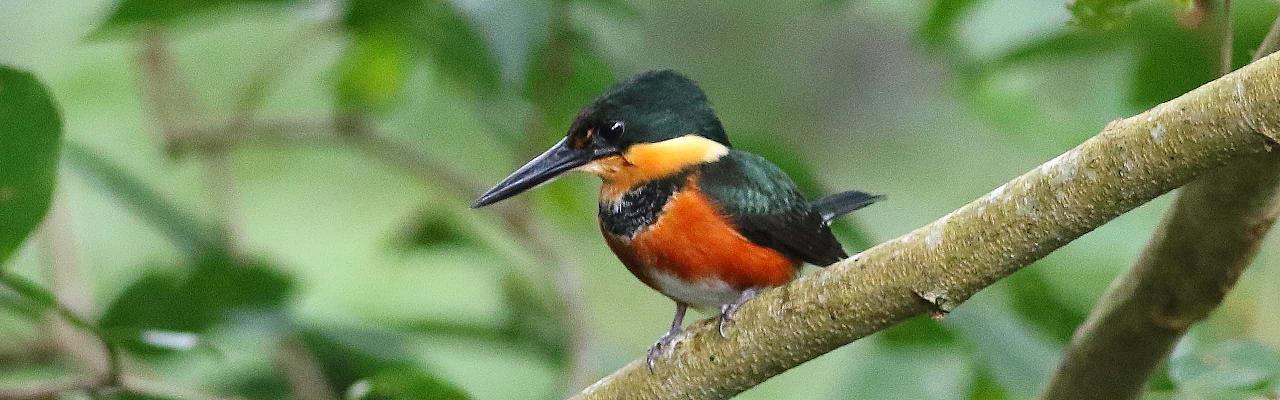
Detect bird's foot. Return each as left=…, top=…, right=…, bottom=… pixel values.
left=718, top=288, right=760, bottom=338
left=646, top=328, right=683, bottom=372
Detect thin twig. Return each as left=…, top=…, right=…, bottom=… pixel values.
left=38, top=194, right=108, bottom=378
left=1257, top=13, right=1280, bottom=60
left=1220, top=0, right=1234, bottom=75
left=136, top=27, right=199, bottom=148
left=0, top=272, right=123, bottom=392
left=0, top=376, right=105, bottom=399
left=230, top=22, right=332, bottom=123
left=273, top=335, right=338, bottom=400
left=136, top=27, right=246, bottom=253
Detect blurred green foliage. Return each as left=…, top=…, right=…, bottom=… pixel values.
left=98, top=251, right=293, bottom=356
left=100, top=0, right=296, bottom=28
left=1067, top=0, right=1146, bottom=29
left=301, top=328, right=472, bottom=400
left=0, top=66, right=61, bottom=264
left=340, top=0, right=502, bottom=107
left=0, top=0, right=1279, bottom=399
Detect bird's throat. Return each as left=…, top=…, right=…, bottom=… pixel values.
left=581, top=135, right=729, bottom=201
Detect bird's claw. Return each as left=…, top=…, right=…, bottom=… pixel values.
left=646, top=330, right=681, bottom=372
left=718, top=288, right=759, bottom=338
left=718, top=304, right=737, bottom=338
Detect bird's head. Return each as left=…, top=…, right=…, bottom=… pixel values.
left=472, top=70, right=731, bottom=207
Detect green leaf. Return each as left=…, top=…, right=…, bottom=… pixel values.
left=99, top=0, right=295, bottom=29
left=878, top=315, right=958, bottom=346
left=0, top=272, right=59, bottom=310
left=1067, top=0, right=1144, bottom=30
left=394, top=209, right=474, bottom=250
left=341, top=0, right=502, bottom=102
left=920, top=0, right=982, bottom=49
left=365, top=368, right=473, bottom=400
left=0, top=271, right=100, bottom=334
left=966, top=367, right=1010, bottom=400
left=1128, top=1, right=1279, bottom=107
left=335, top=31, right=412, bottom=112
left=1127, top=15, right=1216, bottom=108
left=926, top=0, right=1280, bottom=152
left=62, top=142, right=223, bottom=256
left=300, top=327, right=473, bottom=400
left=98, top=251, right=294, bottom=355
left=0, top=66, right=62, bottom=266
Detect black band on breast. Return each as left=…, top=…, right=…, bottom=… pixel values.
left=599, top=171, right=692, bottom=238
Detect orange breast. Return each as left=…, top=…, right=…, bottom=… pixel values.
left=602, top=177, right=799, bottom=297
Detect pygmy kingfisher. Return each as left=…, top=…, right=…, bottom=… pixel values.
left=472, top=70, right=882, bottom=369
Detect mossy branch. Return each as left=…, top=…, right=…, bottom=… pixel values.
left=1038, top=16, right=1280, bottom=400
left=571, top=51, right=1280, bottom=400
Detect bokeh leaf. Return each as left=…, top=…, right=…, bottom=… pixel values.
left=1127, top=11, right=1217, bottom=108
left=335, top=31, right=411, bottom=112
left=341, top=0, right=502, bottom=103
left=923, top=0, right=1279, bottom=151
left=0, top=65, right=62, bottom=266
left=301, top=327, right=472, bottom=400
left=99, top=0, right=295, bottom=29
left=0, top=272, right=59, bottom=309
left=966, top=367, right=1010, bottom=400
left=1068, top=0, right=1144, bottom=29
left=98, top=250, right=294, bottom=355
left=920, top=0, right=982, bottom=50
left=394, top=209, right=473, bottom=250
left=877, top=315, right=957, bottom=347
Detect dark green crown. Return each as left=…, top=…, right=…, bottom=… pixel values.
left=569, top=70, right=730, bottom=147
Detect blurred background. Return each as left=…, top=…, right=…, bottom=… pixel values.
left=1, top=0, right=1279, bottom=398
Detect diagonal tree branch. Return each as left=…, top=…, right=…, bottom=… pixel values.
left=1038, top=12, right=1280, bottom=400
left=571, top=50, right=1280, bottom=400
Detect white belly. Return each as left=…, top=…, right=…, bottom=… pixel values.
left=648, top=269, right=741, bottom=312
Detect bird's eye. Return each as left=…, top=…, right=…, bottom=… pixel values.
left=601, top=120, right=625, bottom=141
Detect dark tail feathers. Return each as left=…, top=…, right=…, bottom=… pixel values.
left=813, top=190, right=884, bottom=224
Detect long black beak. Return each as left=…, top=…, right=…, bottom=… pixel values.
left=471, top=138, right=594, bottom=208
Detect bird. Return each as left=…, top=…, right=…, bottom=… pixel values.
left=471, top=70, right=882, bottom=370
